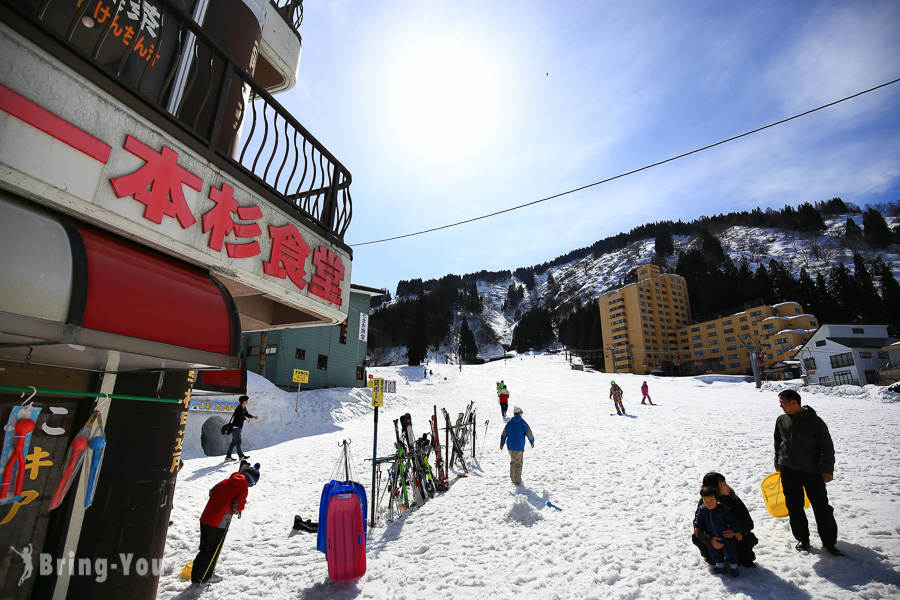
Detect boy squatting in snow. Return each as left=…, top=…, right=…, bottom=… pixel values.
left=499, top=406, right=534, bottom=485
left=694, top=486, right=743, bottom=577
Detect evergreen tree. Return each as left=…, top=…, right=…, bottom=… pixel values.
left=844, top=217, right=863, bottom=241
left=458, top=318, right=478, bottom=363
left=404, top=292, right=430, bottom=365
left=654, top=230, right=675, bottom=257
left=753, top=263, right=774, bottom=304
left=768, top=259, right=798, bottom=303
left=876, top=261, right=900, bottom=334
left=828, top=263, right=857, bottom=322
left=511, top=307, right=555, bottom=352
left=852, top=253, right=883, bottom=322
left=797, top=202, right=827, bottom=232
left=862, top=207, right=893, bottom=248
left=796, top=268, right=818, bottom=317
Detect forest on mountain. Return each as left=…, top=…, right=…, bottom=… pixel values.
left=368, top=199, right=900, bottom=366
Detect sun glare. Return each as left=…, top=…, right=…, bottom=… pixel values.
left=387, top=41, right=500, bottom=158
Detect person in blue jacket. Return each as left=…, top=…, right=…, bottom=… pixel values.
left=694, top=486, right=743, bottom=577
left=500, top=406, right=534, bottom=485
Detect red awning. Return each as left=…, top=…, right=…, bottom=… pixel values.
left=0, top=195, right=241, bottom=371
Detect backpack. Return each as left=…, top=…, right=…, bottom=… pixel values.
left=221, top=413, right=236, bottom=435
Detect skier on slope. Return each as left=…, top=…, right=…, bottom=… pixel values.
left=500, top=407, right=534, bottom=485
left=191, top=463, right=260, bottom=584
left=609, top=381, right=626, bottom=415
left=498, top=383, right=510, bottom=418
left=641, top=381, right=654, bottom=405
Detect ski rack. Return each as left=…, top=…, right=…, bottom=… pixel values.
left=367, top=405, right=476, bottom=527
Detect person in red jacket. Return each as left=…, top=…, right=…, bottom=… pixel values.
left=191, top=464, right=260, bottom=584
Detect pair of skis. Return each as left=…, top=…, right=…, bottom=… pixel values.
left=441, top=407, right=469, bottom=474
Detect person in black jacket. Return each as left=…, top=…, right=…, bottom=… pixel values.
left=692, top=472, right=758, bottom=567
left=775, top=389, right=842, bottom=555
left=225, top=395, right=258, bottom=462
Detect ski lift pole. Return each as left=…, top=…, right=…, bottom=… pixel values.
left=370, top=378, right=384, bottom=528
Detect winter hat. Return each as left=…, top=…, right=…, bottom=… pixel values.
left=513, top=406, right=523, bottom=415
left=610, top=380, right=616, bottom=385
left=242, top=465, right=260, bottom=486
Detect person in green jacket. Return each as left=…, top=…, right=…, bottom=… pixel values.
left=775, top=389, right=842, bottom=555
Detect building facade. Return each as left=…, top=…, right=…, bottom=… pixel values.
left=598, top=264, right=818, bottom=377
left=795, top=324, right=896, bottom=386
left=243, top=285, right=382, bottom=389
left=0, top=2, right=353, bottom=598
left=599, top=264, right=692, bottom=375
left=675, top=302, right=818, bottom=376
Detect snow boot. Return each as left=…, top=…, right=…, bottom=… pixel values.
left=729, top=564, right=740, bottom=577
left=224, top=456, right=236, bottom=461
left=711, top=564, right=726, bottom=575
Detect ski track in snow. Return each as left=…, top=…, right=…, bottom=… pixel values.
left=158, top=356, right=900, bottom=600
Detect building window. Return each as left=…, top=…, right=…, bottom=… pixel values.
left=751, top=310, right=763, bottom=317
left=722, top=320, right=732, bottom=325
left=815, top=340, right=826, bottom=347
left=691, top=327, right=700, bottom=333
left=692, top=335, right=701, bottom=340
left=725, top=336, right=736, bottom=343
left=878, top=352, right=889, bottom=359
left=852, top=327, right=864, bottom=334
left=723, top=328, right=734, bottom=334
left=708, top=331, right=718, bottom=337
left=741, top=325, right=749, bottom=331
left=356, top=366, right=365, bottom=380
left=803, top=357, right=816, bottom=370
left=295, top=348, right=306, bottom=360
left=833, top=370, right=854, bottom=385
left=739, top=316, right=748, bottom=322
left=248, top=346, right=260, bottom=356
left=727, top=353, right=739, bottom=359
left=830, top=353, right=854, bottom=368
left=762, top=323, right=775, bottom=330
left=706, top=323, right=716, bottom=329
left=317, top=354, right=328, bottom=370
left=859, top=351, right=872, bottom=359
left=249, top=345, right=276, bottom=356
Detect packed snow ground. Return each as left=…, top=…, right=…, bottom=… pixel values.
left=159, top=355, right=900, bottom=599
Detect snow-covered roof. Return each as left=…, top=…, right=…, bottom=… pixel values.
left=773, top=301, right=801, bottom=308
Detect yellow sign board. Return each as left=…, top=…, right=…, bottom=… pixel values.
left=293, top=369, right=309, bottom=384
left=372, top=378, right=385, bottom=407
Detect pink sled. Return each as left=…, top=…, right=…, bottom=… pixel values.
left=325, top=492, right=366, bottom=582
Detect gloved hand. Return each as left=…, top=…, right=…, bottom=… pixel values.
left=500, top=444, right=504, bottom=450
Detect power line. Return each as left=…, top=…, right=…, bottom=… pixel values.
left=351, top=77, right=900, bottom=247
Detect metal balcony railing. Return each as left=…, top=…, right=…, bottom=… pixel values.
left=271, top=0, right=303, bottom=40
left=2, top=0, right=351, bottom=241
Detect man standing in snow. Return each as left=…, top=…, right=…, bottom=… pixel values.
left=191, top=464, right=260, bottom=584
left=225, top=395, right=258, bottom=462
left=500, top=406, right=534, bottom=485
left=774, top=390, right=842, bottom=555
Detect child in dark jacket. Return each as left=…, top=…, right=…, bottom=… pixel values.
left=694, top=486, right=743, bottom=577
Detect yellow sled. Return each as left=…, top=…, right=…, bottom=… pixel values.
left=180, top=561, right=193, bottom=580
left=760, top=472, right=810, bottom=518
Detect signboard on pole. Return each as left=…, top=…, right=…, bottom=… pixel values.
left=293, top=369, right=309, bottom=383
left=372, top=377, right=384, bottom=407
left=359, top=313, right=369, bottom=342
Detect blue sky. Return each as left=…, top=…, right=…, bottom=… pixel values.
left=281, top=0, right=900, bottom=295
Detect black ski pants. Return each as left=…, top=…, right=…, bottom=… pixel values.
left=780, top=466, right=838, bottom=547
left=192, top=522, right=228, bottom=583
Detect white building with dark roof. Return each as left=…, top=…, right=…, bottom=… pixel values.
left=794, top=324, right=897, bottom=386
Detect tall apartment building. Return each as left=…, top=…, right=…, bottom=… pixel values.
left=676, top=302, right=818, bottom=375
left=598, top=264, right=818, bottom=376
left=599, top=264, right=692, bottom=375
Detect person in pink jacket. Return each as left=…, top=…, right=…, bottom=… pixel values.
left=641, top=381, right=654, bottom=405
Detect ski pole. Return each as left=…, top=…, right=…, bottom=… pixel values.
left=478, top=420, right=489, bottom=458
